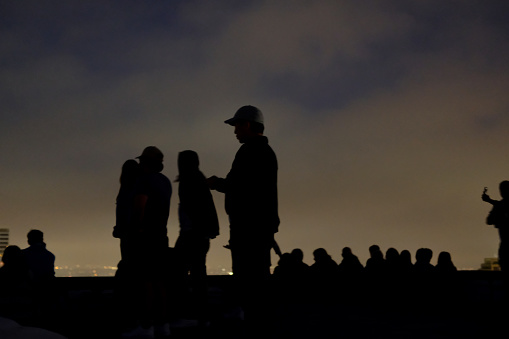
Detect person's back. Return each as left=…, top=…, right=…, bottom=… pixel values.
left=0, top=245, right=34, bottom=322
left=365, top=245, right=386, bottom=274
left=177, top=150, right=219, bottom=239
left=225, top=134, right=279, bottom=233
left=136, top=171, right=172, bottom=242
left=338, top=247, right=364, bottom=275
left=310, top=248, right=338, bottom=278
left=290, top=248, right=310, bottom=277
left=22, top=230, right=55, bottom=283
left=0, top=245, right=32, bottom=293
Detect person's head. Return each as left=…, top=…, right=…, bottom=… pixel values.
left=224, top=105, right=265, bottom=143
left=437, top=251, right=453, bottom=265
left=341, top=247, right=353, bottom=258
left=416, top=248, right=433, bottom=263
left=313, top=248, right=329, bottom=262
left=400, top=249, right=412, bottom=264
left=120, top=159, right=140, bottom=186
left=27, top=229, right=44, bottom=245
left=499, top=180, right=509, bottom=199
left=291, top=248, right=304, bottom=262
left=278, top=252, right=292, bottom=266
left=137, top=146, right=164, bottom=173
left=385, top=247, right=399, bottom=262
left=1, top=245, right=22, bottom=266
left=178, top=150, right=199, bottom=174
left=369, top=244, right=381, bottom=257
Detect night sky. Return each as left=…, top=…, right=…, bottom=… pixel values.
left=2, top=0, right=509, bottom=272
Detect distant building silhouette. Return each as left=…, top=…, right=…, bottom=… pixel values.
left=0, top=228, right=9, bottom=256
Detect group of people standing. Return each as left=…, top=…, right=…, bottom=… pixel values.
left=113, top=105, right=279, bottom=338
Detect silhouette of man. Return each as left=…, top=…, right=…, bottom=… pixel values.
left=22, top=229, right=56, bottom=325
left=338, top=247, right=364, bottom=274
left=22, top=229, right=55, bottom=282
left=208, top=105, right=279, bottom=326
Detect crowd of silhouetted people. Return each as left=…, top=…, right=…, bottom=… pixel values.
left=268, top=244, right=464, bottom=310
left=273, top=245, right=457, bottom=281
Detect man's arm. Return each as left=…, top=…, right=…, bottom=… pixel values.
left=207, top=176, right=227, bottom=193
left=482, top=193, right=497, bottom=205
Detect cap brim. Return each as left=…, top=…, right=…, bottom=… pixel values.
left=224, top=117, right=237, bottom=125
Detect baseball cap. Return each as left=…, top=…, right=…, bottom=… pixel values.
left=136, top=146, right=164, bottom=161
left=224, top=105, right=264, bottom=125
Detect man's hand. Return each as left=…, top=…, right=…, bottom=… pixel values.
left=207, top=176, right=219, bottom=189
left=482, top=187, right=491, bottom=202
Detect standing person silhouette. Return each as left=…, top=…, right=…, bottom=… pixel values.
left=483, top=181, right=509, bottom=276
left=112, top=159, right=141, bottom=334
left=22, top=229, right=55, bottom=283
left=121, top=146, right=172, bottom=339
left=22, top=229, right=56, bottom=328
left=114, top=159, right=140, bottom=275
left=208, top=105, right=280, bottom=332
left=174, top=150, right=219, bottom=326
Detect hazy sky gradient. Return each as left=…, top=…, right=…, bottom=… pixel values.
left=2, top=0, right=509, bottom=271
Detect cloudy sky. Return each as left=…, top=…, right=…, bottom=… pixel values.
left=2, top=0, right=509, bottom=272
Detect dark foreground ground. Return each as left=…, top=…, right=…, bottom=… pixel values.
left=1, top=271, right=508, bottom=339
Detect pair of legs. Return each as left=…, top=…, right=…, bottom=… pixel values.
left=229, top=229, right=274, bottom=326
left=174, top=233, right=210, bottom=322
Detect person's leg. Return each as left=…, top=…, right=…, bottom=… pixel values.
left=189, top=237, right=210, bottom=323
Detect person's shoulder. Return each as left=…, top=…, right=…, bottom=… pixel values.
left=157, top=172, right=171, bottom=182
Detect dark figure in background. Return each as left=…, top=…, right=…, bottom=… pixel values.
left=174, top=150, right=219, bottom=325
left=385, top=247, right=400, bottom=274
left=22, top=229, right=55, bottom=283
left=0, top=245, right=33, bottom=322
left=364, top=245, right=387, bottom=303
left=122, top=146, right=172, bottom=338
left=309, top=248, right=338, bottom=299
left=365, top=244, right=386, bottom=274
left=310, top=248, right=338, bottom=279
left=483, top=182, right=509, bottom=274
left=399, top=249, right=414, bottom=273
left=434, top=251, right=459, bottom=310
left=273, top=249, right=310, bottom=281
left=114, top=159, right=140, bottom=275
left=22, top=229, right=58, bottom=327
left=337, top=247, right=364, bottom=303
left=337, top=247, right=364, bottom=275
left=208, top=105, right=280, bottom=330
left=435, top=251, right=457, bottom=274
left=414, top=248, right=435, bottom=273
left=113, top=159, right=141, bottom=334
left=272, top=252, right=293, bottom=280
left=290, top=248, right=310, bottom=277
left=273, top=249, right=310, bottom=301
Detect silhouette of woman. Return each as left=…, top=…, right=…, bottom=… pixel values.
left=174, top=150, right=219, bottom=325
left=114, top=159, right=140, bottom=273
